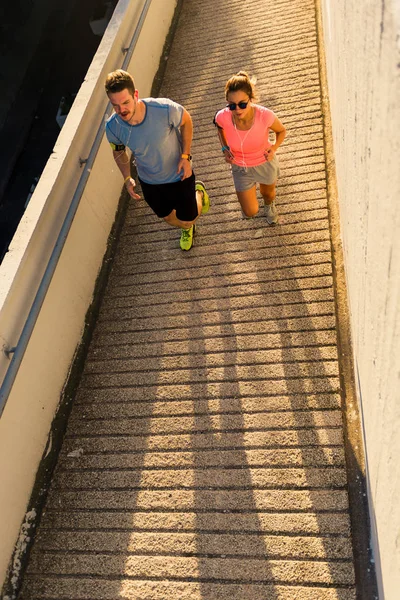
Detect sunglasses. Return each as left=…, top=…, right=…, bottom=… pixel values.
left=227, top=100, right=250, bottom=111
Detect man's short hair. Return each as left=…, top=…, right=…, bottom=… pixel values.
left=105, top=69, right=136, bottom=96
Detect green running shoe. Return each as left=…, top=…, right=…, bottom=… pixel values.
left=180, top=224, right=195, bottom=251
left=196, top=181, right=210, bottom=214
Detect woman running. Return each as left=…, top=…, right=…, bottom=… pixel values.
left=214, top=71, right=286, bottom=224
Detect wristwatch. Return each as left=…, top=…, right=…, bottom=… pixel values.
left=181, top=153, right=192, bottom=160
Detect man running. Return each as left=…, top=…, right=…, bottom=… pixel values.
left=104, top=69, right=209, bottom=250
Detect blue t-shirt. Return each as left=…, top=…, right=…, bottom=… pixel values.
left=105, top=97, right=184, bottom=184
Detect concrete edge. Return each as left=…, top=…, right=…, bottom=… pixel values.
left=0, top=3, right=185, bottom=596
left=0, top=188, right=130, bottom=600
left=150, top=0, right=184, bottom=97
left=314, top=1, right=378, bottom=598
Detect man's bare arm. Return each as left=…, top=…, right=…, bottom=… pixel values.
left=177, top=108, right=193, bottom=180
left=112, top=149, right=140, bottom=200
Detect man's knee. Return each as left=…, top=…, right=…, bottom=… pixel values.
left=163, top=214, right=195, bottom=229
left=178, top=218, right=195, bottom=229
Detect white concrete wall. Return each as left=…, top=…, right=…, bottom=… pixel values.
left=320, top=1, right=400, bottom=597
left=0, top=0, right=178, bottom=589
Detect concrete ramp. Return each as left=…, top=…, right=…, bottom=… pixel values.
left=19, top=0, right=360, bottom=598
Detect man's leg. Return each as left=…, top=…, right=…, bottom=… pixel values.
left=163, top=195, right=199, bottom=251
left=164, top=185, right=208, bottom=250
left=196, top=182, right=210, bottom=214
left=163, top=187, right=203, bottom=229
left=139, top=174, right=209, bottom=250
left=163, top=210, right=196, bottom=251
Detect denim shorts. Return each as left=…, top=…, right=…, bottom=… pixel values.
left=231, top=156, right=280, bottom=192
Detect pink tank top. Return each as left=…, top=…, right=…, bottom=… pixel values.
left=215, top=104, right=275, bottom=167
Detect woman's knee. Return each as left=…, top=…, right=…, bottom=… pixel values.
left=237, top=189, right=258, bottom=218
left=242, top=205, right=259, bottom=218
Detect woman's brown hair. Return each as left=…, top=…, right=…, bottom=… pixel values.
left=225, top=71, right=257, bottom=101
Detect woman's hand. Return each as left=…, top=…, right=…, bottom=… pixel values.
left=223, top=149, right=234, bottom=164
left=264, top=147, right=275, bottom=162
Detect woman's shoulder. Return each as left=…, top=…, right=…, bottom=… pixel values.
left=214, top=106, right=231, bottom=126
left=254, top=104, right=274, bottom=115
left=254, top=104, right=275, bottom=125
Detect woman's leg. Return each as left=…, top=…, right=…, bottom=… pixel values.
left=236, top=185, right=259, bottom=217
left=260, top=182, right=278, bottom=225
left=260, top=182, right=276, bottom=205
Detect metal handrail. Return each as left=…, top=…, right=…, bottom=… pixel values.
left=0, top=0, right=152, bottom=418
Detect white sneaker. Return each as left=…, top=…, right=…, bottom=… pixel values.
left=265, top=202, right=278, bottom=225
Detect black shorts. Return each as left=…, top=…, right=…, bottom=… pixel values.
left=138, top=172, right=198, bottom=221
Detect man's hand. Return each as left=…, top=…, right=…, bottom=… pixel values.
left=177, top=158, right=193, bottom=180
left=125, top=177, right=141, bottom=200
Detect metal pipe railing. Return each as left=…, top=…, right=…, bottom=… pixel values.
left=0, top=0, right=153, bottom=418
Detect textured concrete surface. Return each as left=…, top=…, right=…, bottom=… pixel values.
left=18, top=0, right=360, bottom=598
